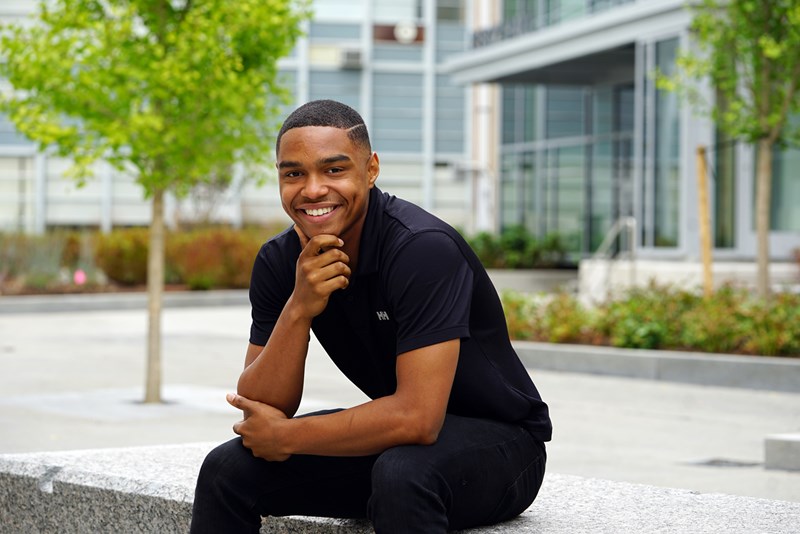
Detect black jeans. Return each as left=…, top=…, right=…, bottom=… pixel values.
left=190, top=413, right=546, bottom=534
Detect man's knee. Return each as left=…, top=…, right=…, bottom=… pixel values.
left=369, top=445, right=450, bottom=507
left=196, top=438, right=253, bottom=494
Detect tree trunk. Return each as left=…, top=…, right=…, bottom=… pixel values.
left=755, top=138, right=773, bottom=298
left=144, top=187, right=165, bottom=403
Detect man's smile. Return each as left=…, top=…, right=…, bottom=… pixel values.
left=304, top=206, right=336, bottom=217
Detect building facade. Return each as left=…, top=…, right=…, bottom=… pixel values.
left=448, top=0, right=800, bottom=262
left=0, top=0, right=474, bottom=233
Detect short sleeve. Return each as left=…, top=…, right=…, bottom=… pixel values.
left=248, top=236, right=297, bottom=346
left=385, top=231, right=473, bottom=355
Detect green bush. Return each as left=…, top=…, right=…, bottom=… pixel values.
left=501, top=290, right=539, bottom=341
left=537, top=292, right=594, bottom=344
left=595, top=285, right=697, bottom=350
left=465, top=227, right=566, bottom=269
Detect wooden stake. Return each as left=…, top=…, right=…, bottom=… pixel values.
left=696, top=146, right=713, bottom=298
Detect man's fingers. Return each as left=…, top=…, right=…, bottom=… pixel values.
left=227, top=392, right=255, bottom=411
left=298, top=233, right=344, bottom=258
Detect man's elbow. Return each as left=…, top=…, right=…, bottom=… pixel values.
left=406, top=415, right=444, bottom=446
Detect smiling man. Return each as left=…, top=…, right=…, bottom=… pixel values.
left=190, top=100, right=552, bottom=533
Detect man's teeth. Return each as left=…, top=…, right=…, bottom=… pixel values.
left=305, top=206, right=334, bottom=217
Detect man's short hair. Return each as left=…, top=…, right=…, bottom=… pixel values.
left=276, top=99, right=372, bottom=155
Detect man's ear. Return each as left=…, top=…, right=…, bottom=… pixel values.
left=367, top=152, right=380, bottom=187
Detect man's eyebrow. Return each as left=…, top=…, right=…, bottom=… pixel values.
left=277, top=154, right=352, bottom=169
left=319, top=154, right=352, bottom=165
left=277, top=160, right=301, bottom=169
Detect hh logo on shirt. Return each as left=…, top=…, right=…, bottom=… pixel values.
left=376, top=311, right=390, bottom=321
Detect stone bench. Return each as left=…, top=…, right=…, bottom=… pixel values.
left=2, top=443, right=799, bottom=533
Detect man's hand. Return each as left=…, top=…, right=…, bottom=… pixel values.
left=228, top=393, right=291, bottom=461
left=291, top=226, right=351, bottom=319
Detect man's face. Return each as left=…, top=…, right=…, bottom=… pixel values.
left=277, top=126, right=379, bottom=243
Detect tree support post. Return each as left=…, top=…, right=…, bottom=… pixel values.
left=696, top=145, right=713, bottom=298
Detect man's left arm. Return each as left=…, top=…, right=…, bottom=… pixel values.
left=229, top=338, right=459, bottom=460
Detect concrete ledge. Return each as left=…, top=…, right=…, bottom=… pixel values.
left=2, top=443, right=800, bottom=533
left=766, top=434, right=800, bottom=472
left=0, top=289, right=249, bottom=314
left=514, top=341, right=800, bottom=393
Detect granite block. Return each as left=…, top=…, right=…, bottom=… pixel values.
left=1, top=443, right=799, bottom=533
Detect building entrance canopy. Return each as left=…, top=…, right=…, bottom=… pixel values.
left=443, top=0, right=687, bottom=86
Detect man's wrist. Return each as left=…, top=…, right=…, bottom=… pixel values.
left=275, top=417, right=295, bottom=457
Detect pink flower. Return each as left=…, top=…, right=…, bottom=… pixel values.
left=73, top=269, right=87, bottom=285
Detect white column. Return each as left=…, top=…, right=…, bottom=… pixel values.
left=421, top=0, right=436, bottom=211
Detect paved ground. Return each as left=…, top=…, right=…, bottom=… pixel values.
left=1, top=300, right=798, bottom=503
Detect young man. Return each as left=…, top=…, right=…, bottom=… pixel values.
left=191, top=100, right=551, bottom=533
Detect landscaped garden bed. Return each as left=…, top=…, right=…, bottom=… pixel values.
left=502, top=285, right=800, bottom=358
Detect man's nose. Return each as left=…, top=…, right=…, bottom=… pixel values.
left=302, top=173, right=328, bottom=198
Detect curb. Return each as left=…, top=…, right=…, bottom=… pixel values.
left=514, top=340, right=800, bottom=393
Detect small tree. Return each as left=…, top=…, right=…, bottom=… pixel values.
left=661, top=0, right=800, bottom=297
left=1, top=0, right=309, bottom=402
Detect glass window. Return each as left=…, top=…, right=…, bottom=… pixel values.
left=522, top=152, right=538, bottom=234
left=435, top=75, right=465, bottom=154
left=500, top=153, right=522, bottom=228
left=653, top=38, right=680, bottom=247
left=505, top=0, right=538, bottom=19
left=545, top=86, right=585, bottom=139
left=308, top=70, right=361, bottom=111
left=546, top=0, right=587, bottom=25
left=768, top=145, right=800, bottom=231
left=312, top=0, right=365, bottom=21
left=372, top=72, right=424, bottom=153
left=550, top=145, right=585, bottom=256
left=502, top=86, right=520, bottom=144
left=501, top=85, right=538, bottom=144
left=308, top=22, right=361, bottom=39
left=437, top=0, right=464, bottom=22
left=374, top=0, right=421, bottom=22
left=714, top=125, right=736, bottom=248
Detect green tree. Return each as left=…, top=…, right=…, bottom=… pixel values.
left=0, top=0, right=309, bottom=402
left=661, top=0, right=800, bottom=297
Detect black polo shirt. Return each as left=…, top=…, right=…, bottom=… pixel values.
left=249, top=187, right=552, bottom=441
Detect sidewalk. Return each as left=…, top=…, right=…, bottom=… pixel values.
left=0, top=292, right=798, bottom=503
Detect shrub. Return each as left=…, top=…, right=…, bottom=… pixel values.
left=94, top=228, right=149, bottom=285
left=467, top=231, right=504, bottom=269
left=0, top=233, right=27, bottom=279
left=500, top=291, right=539, bottom=341
left=503, top=284, right=800, bottom=357
left=498, top=225, right=539, bottom=268
left=738, top=293, right=800, bottom=356
left=677, top=286, right=745, bottom=354
left=538, top=292, right=594, bottom=344
left=465, top=227, right=567, bottom=269
left=169, top=227, right=265, bottom=290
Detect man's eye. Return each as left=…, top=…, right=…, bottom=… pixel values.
left=283, top=171, right=302, bottom=179
left=327, top=167, right=344, bottom=174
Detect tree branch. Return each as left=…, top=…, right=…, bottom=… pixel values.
left=769, top=59, right=800, bottom=144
